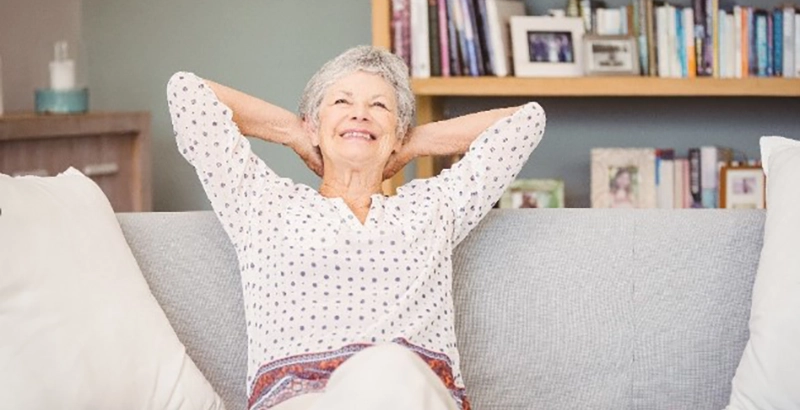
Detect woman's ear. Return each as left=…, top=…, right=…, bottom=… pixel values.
left=302, top=119, right=320, bottom=147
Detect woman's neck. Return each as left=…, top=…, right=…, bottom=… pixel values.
left=319, top=168, right=383, bottom=223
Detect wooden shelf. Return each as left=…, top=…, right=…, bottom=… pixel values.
left=411, top=77, right=800, bottom=97
left=369, top=0, right=800, bottom=192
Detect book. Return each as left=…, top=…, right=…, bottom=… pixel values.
left=391, top=0, right=412, bottom=69
left=411, top=0, right=431, bottom=77
left=656, top=149, right=676, bottom=209
left=785, top=7, right=796, bottom=78
left=795, top=12, right=800, bottom=76
left=459, top=0, right=482, bottom=76
left=688, top=148, right=703, bottom=208
left=438, top=0, right=451, bottom=76
left=474, top=0, right=496, bottom=76
left=700, top=146, right=733, bottom=208
left=684, top=7, right=697, bottom=77
left=428, top=0, right=442, bottom=76
left=445, top=0, right=463, bottom=76
left=693, top=0, right=709, bottom=76
left=774, top=8, right=783, bottom=77
left=484, top=0, right=524, bottom=77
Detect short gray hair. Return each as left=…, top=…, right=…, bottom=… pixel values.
left=298, top=45, right=415, bottom=139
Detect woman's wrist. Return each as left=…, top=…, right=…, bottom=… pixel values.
left=402, top=125, right=430, bottom=159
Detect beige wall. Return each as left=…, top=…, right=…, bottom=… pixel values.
left=0, top=0, right=83, bottom=112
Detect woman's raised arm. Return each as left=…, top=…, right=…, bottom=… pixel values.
left=167, top=72, right=304, bottom=245
left=202, top=79, right=323, bottom=176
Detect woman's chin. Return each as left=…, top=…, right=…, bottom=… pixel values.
left=329, top=151, right=387, bottom=172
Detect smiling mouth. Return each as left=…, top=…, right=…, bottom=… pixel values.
left=340, top=130, right=376, bottom=141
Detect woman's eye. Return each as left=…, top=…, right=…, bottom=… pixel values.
left=334, top=99, right=348, bottom=104
left=372, top=102, right=388, bottom=109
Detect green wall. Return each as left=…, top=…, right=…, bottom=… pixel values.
left=84, top=0, right=799, bottom=209
left=83, top=0, right=372, bottom=211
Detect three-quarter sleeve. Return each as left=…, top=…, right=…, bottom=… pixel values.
left=433, top=102, right=546, bottom=246
left=167, top=71, right=291, bottom=245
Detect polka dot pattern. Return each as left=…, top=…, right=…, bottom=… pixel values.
left=167, top=72, right=546, bottom=400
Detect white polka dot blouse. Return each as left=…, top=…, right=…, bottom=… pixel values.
left=167, top=72, right=546, bottom=410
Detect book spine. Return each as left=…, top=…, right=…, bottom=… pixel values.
left=700, top=146, right=719, bottom=208
left=685, top=7, right=697, bottom=77
left=657, top=6, right=670, bottom=77
left=756, top=11, right=768, bottom=77
left=439, top=0, right=450, bottom=76
left=636, top=0, right=648, bottom=75
left=411, top=0, right=431, bottom=78
left=689, top=148, right=703, bottom=208
left=785, top=7, right=795, bottom=77
left=693, top=0, right=708, bottom=76
left=795, top=13, right=800, bottom=76
left=446, top=0, right=463, bottom=76
left=451, top=0, right=471, bottom=75
left=749, top=8, right=757, bottom=76
left=457, top=0, right=480, bottom=76
left=711, top=0, right=719, bottom=77
left=428, top=0, right=442, bottom=76
left=774, top=8, right=783, bottom=77
left=647, top=0, right=658, bottom=76
left=737, top=7, right=750, bottom=78
left=767, top=11, right=774, bottom=76
left=677, top=7, right=687, bottom=77
left=475, top=0, right=495, bottom=75
left=464, top=0, right=486, bottom=75
left=392, top=0, right=413, bottom=69
left=734, top=6, right=742, bottom=78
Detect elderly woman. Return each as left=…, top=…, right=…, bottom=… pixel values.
left=168, top=46, right=545, bottom=410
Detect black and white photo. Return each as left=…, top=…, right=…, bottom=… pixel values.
left=583, top=35, right=640, bottom=76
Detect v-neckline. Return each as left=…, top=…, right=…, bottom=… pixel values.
left=329, top=194, right=385, bottom=230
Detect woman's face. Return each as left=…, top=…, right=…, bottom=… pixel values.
left=310, top=71, right=401, bottom=173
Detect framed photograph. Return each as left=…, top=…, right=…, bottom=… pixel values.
left=583, top=35, right=640, bottom=76
left=591, top=148, right=657, bottom=208
left=719, top=166, right=766, bottom=209
left=510, top=16, right=585, bottom=77
left=499, top=179, right=565, bottom=209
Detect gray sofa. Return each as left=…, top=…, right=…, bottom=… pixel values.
left=118, top=209, right=764, bottom=410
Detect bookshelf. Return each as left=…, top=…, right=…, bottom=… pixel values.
left=371, top=0, right=800, bottom=193
left=410, top=76, right=800, bottom=97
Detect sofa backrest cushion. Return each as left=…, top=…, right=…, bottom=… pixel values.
left=119, top=209, right=764, bottom=410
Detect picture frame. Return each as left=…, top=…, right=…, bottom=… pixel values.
left=499, top=179, right=565, bottom=209
left=510, top=16, right=585, bottom=77
left=591, top=148, right=657, bottom=208
left=583, top=35, right=640, bottom=76
left=719, top=165, right=766, bottom=209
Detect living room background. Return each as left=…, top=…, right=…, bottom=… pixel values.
left=3, top=0, right=798, bottom=209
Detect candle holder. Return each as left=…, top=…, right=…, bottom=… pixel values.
left=35, top=41, right=88, bottom=114
left=35, top=88, right=89, bottom=114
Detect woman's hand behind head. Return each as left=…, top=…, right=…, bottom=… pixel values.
left=292, top=125, right=324, bottom=177
left=383, top=144, right=412, bottom=181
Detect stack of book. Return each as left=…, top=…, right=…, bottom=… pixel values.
left=391, top=0, right=800, bottom=78
left=391, top=0, right=526, bottom=77
left=591, top=146, right=761, bottom=209
left=568, top=0, right=800, bottom=77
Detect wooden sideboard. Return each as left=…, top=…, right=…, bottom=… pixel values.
left=0, top=112, right=152, bottom=212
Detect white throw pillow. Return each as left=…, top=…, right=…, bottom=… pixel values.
left=727, top=136, right=800, bottom=409
left=0, top=169, right=225, bottom=410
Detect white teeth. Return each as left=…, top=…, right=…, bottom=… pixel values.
left=342, top=131, right=373, bottom=141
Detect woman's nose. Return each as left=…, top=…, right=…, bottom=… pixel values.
left=350, top=103, right=371, bottom=121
